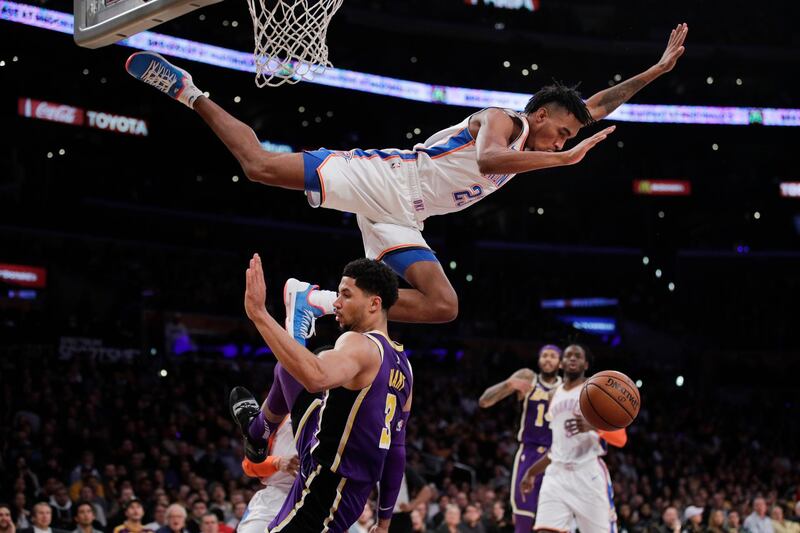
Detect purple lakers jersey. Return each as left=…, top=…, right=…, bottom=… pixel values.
left=517, top=375, right=561, bottom=445
left=310, top=330, right=413, bottom=483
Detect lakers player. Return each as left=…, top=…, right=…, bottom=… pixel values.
left=520, top=344, right=626, bottom=533
left=237, top=255, right=413, bottom=533
left=478, top=345, right=562, bottom=533
left=124, top=24, right=687, bottom=326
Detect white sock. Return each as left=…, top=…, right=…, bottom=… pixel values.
left=309, top=289, right=337, bottom=315
left=179, top=84, right=204, bottom=110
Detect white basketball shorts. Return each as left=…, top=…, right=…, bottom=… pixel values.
left=533, top=458, right=617, bottom=533
left=303, top=149, right=438, bottom=276
left=237, top=485, right=291, bottom=533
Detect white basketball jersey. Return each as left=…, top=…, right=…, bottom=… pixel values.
left=547, top=384, right=605, bottom=465
left=259, top=418, right=295, bottom=491
left=413, top=107, right=530, bottom=218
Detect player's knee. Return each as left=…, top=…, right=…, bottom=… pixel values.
left=433, top=289, right=459, bottom=322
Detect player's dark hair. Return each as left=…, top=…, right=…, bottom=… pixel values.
left=524, top=81, right=594, bottom=125
left=342, top=258, right=399, bottom=311
left=569, top=342, right=594, bottom=366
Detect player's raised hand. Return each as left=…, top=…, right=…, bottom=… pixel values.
left=507, top=377, right=534, bottom=394
left=655, top=23, right=688, bottom=73
left=563, top=126, right=615, bottom=165
left=278, top=455, right=300, bottom=477
left=244, top=253, right=268, bottom=321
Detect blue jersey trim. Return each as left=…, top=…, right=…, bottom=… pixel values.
left=381, top=247, right=438, bottom=279
left=415, top=128, right=474, bottom=158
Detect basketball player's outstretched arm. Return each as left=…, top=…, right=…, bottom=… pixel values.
left=244, top=254, right=379, bottom=392
left=585, top=23, right=688, bottom=122
left=478, top=368, right=536, bottom=408
left=476, top=109, right=616, bottom=174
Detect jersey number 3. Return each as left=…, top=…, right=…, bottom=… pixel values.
left=379, top=393, right=397, bottom=449
left=453, top=185, right=483, bottom=207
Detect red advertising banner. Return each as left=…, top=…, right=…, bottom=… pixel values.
left=0, top=263, right=47, bottom=288
left=18, top=98, right=148, bottom=136
left=18, top=97, right=84, bottom=126
left=633, top=179, right=691, bottom=196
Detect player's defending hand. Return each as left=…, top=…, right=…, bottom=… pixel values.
left=565, top=415, right=595, bottom=436
left=520, top=468, right=536, bottom=497
left=245, top=253, right=269, bottom=321
left=655, top=23, right=688, bottom=74
left=278, top=455, right=300, bottom=477
left=562, top=126, right=616, bottom=166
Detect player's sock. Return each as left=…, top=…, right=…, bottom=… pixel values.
left=247, top=411, right=280, bottom=445
left=308, top=288, right=337, bottom=315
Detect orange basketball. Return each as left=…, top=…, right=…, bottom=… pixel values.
left=579, top=370, right=641, bottom=431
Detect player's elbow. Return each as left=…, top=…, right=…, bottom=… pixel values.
left=242, top=153, right=277, bottom=185
left=476, top=156, right=498, bottom=175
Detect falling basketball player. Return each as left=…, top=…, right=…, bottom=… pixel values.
left=478, top=345, right=563, bottom=533
left=125, top=24, right=687, bottom=327
left=235, top=254, right=413, bottom=533
left=520, top=344, right=627, bottom=533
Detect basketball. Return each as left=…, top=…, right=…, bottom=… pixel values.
left=579, top=370, right=641, bottom=431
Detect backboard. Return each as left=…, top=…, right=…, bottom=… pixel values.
left=74, top=0, right=223, bottom=48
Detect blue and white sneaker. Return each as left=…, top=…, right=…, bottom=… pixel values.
left=284, top=278, right=330, bottom=345
left=125, top=51, right=203, bottom=108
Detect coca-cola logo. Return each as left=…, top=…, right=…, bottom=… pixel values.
left=18, top=98, right=84, bottom=126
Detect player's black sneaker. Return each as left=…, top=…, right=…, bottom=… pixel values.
left=229, top=386, right=267, bottom=463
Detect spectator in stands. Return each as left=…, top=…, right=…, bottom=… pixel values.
left=707, top=509, right=726, bottom=533
left=77, top=486, right=106, bottom=528
left=435, top=505, right=461, bottom=533
left=485, top=501, right=511, bottom=533
left=198, top=514, right=217, bottom=533
left=727, top=511, right=742, bottom=533
left=155, top=505, right=187, bottom=533
left=73, top=502, right=103, bottom=533
left=19, top=502, right=70, bottom=533
left=12, top=493, right=30, bottom=530
left=411, top=509, right=427, bottom=532
left=50, top=486, right=74, bottom=530
left=771, top=506, right=799, bottom=533
left=223, top=503, right=244, bottom=531
left=111, top=499, right=153, bottom=533
left=658, top=507, right=685, bottom=533
left=459, top=504, right=485, bottom=533
left=684, top=506, right=704, bottom=533
left=185, top=501, right=206, bottom=533
left=143, top=506, right=165, bottom=532
left=745, top=498, right=774, bottom=533
left=348, top=502, right=374, bottom=533
left=1, top=504, right=16, bottom=533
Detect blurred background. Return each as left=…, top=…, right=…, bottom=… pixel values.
left=1, top=1, right=798, bottom=532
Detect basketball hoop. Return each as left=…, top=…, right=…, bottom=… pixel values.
left=246, top=0, right=343, bottom=87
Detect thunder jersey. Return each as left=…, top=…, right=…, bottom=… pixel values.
left=518, top=375, right=562, bottom=446
left=414, top=107, right=530, bottom=218
left=547, top=383, right=605, bottom=465
left=310, top=331, right=413, bottom=483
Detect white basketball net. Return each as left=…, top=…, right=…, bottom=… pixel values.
left=246, top=0, right=343, bottom=87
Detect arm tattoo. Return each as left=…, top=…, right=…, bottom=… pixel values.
left=479, top=382, right=511, bottom=407
left=597, top=77, right=647, bottom=114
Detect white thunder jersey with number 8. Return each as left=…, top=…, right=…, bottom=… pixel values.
left=547, top=384, right=604, bottom=465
